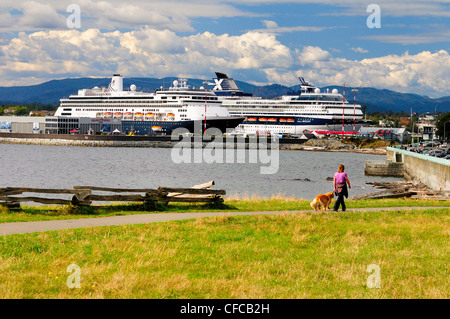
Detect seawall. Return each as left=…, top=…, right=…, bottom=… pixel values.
left=0, top=133, right=387, bottom=153
left=383, top=147, right=450, bottom=191
left=0, top=132, right=307, bottom=149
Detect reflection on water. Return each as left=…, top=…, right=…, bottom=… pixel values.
left=0, top=143, right=403, bottom=200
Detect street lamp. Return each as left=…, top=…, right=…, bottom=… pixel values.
left=444, top=121, right=450, bottom=143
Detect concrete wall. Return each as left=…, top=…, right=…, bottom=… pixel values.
left=364, top=160, right=404, bottom=177
left=387, top=147, right=450, bottom=191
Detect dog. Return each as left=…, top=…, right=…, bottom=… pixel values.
left=310, top=191, right=334, bottom=212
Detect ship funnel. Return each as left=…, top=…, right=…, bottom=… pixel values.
left=108, top=74, right=123, bottom=92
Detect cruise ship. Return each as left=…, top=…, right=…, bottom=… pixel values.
left=211, top=72, right=365, bottom=136
left=54, top=74, right=245, bottom=135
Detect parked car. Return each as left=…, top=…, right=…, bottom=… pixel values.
left=445, top=155, right=450, bottom=160
left=427, top=150, right=443, bottom=157
left=425, top=142, right=440, bottom=147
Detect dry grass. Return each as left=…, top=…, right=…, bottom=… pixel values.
left=0, top=208, right=448, bottom=299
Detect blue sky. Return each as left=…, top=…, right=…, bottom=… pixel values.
left=1, top=1, right=450, bottom=97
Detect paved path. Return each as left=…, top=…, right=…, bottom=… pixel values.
left=0, top=206, right=448, bottom=236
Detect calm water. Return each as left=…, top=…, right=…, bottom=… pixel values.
left=0, top=143, right=403, bottom=200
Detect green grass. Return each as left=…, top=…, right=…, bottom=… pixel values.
left=0, top=196, right=449, bottom=223
left=0, top=208, right=448, bottom=298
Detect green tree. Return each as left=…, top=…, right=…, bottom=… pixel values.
left=435, top=112, right=450, bottom=141
left=13, top=106, right=29, bottom=116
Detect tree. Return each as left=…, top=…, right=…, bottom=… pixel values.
left=13, top=106, right=29, bottom=116
left=435, top=112, right=450, bottom=141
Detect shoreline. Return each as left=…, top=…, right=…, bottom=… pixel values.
left=0, top=136, right=386, bottom=155
left=0, top=133, right=387, bottom=154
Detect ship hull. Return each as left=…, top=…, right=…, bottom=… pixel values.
left=122, top=117, right=245, bottom=135
left=232, top=117, right=365, bottom=136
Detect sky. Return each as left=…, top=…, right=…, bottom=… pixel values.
left=0, top=0, right=450, bottom=98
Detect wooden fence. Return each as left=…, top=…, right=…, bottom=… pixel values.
left=0, top=181, right=225, bottom=208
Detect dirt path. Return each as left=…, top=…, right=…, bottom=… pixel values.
left=1, top=206, right=447, bottom=236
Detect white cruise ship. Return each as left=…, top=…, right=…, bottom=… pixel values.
left=211, top=73, right=365, bottom=136
left=54, top=74, right=244, bottom=135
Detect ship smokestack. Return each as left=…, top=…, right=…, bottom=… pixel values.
left=109, top=74, right=123, bottom=92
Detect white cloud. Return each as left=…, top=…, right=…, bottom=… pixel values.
left=0, top=28, right=294, bottom=86
left=1, top=26, right=450, bottom=97
left=297, top=46, right=331, bottom=66
left=292, top=46, right=450, bottom=97
left=0, top=0, right=257, bottom=32
left=361, top=30, right=450, bottom=45
left=253, top=20, right=333, bottom=33
left=234, top=0, right=450, bottom=18
left=351, top=47, right=368, bottom=53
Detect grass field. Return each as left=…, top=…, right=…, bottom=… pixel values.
left=0, top=199, right=448, bottom=298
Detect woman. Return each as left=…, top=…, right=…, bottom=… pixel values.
left=333, top=164, right=351, bottom=212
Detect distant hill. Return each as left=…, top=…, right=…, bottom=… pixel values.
left=0, top=76, right=449, bottom=114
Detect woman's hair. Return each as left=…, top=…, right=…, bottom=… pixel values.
left=338, top=164, right=345, bottom=173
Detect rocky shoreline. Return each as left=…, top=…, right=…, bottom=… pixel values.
left=0, top=135, right=386, bottom=154
left=279, top=139, right=387, bottom=155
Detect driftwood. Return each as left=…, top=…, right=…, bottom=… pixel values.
left=0, top=181, right=225, bottom=209
left=352, top=180, right=450, bottom=200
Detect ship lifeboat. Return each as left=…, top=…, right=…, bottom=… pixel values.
left=152, top=126, right=163, bottom=132
left=104, top=112, right=113, bottom=118
left=96, top=112, right=104, bottom=118
left=247, top=117, right=257, bottom=122
left=113, top=112, right=123, bottom=118
left=259, top=118, right=268, bottom=122
left=124, top=112, right=133, bottom=119
left=145, top=113, right=155, bottom=120
left=268, top=118, right=277, bottom=122
left=287, top=118, right=295, bottom=123
left=279, top=118, right=287, bottom=123
left=167, top=113, right=175, bottom=120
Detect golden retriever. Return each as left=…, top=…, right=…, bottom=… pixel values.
left=310, top=191, right=334, bottom=212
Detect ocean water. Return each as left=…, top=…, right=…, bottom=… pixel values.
left=0, top=143, right=403, bottom=200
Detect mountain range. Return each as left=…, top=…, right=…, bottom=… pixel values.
left=0, top=76, right=449, bottom=114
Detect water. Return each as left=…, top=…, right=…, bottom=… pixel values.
left=0, top=143, right=403, bottom=200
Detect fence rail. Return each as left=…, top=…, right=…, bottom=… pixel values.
left=0, top=181, right=225, bottom=208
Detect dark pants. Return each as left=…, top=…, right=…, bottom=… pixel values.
left=334, top=193, right=346, bottom=211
